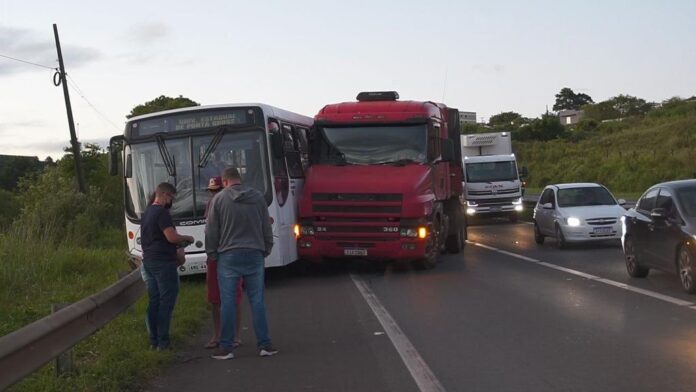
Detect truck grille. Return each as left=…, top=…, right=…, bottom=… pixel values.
left=472, top=197, right=520, bottom=207
left=310, top=193, right=403, bottom=241
left=468, top=188, right=519, bottom=196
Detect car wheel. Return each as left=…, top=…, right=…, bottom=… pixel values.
left=555, top=224, right=567, bottom=250
left=624, top=236, right=649, bottom=278
left=534, top=222, right=544, bottom=245
left=678, top=246, right=696, bottom=294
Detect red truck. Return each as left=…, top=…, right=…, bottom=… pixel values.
left=295, top=91, right=466, bottom=268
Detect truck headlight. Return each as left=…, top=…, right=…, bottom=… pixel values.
left=513, top=198, right=523, bottom=205
left=400, top=228, right=418, bottom=238
left=300, top=226, right=315, bottom=235
left=566, top=217, right=581, bottom=227
left=466, top=208, right=476, bottom=216
left=466, top=200, right=478, bottom=207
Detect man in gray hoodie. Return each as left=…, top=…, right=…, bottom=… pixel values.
left=206, top=167, right=277, bottom=360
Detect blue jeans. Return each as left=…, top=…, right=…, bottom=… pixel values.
left=217, top=249, right=271, bottom=350
left=141, top=260, right=180, bottom=349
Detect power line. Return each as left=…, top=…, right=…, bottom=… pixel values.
left=0, top=53, right=56, bottom=70
left=66, top=74, right=122, bottom=132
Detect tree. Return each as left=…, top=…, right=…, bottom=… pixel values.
left=127, top=95, right=200, bottom=118
left=488, top=112, right=522, bottom=128
left=513, top=113, right=566, bottom=141
left=583, top=95, right=654, bottom=121
left=553, top=87, right=594, bottom=111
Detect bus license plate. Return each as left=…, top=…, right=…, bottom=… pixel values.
left=344, top=248, right=368, bottom=256
left=593, top=227, right=612, bottom=235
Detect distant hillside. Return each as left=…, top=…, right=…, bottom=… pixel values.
left=514, top=100, right=696, bottom=193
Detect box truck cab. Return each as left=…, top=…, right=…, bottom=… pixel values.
left=461, top=132, right=526, bottom=222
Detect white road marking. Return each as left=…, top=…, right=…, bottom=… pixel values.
left=467, top=240, right=696, bottom=309
left=351, top=274, right=446, bottom=392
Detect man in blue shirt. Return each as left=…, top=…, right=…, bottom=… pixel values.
left=141, top=182, right=194, bottom=350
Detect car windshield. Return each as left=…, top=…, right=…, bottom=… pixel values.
left=677, top=186, right=696, bottom=217
left=319, top=125, right=427, bottom=165
left=125, top=130, right=269, bottom=220
left=557, top=186, right=617, bottom=207
left=466, top=161, right=518, bottom=183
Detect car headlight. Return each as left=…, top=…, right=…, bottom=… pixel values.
left=566, top=217, right=581, bottom=227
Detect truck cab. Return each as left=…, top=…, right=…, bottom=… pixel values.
left=295, top=91, right=466, bottom=269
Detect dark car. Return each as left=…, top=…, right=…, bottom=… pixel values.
left=622, top=180, right=696, bottom=293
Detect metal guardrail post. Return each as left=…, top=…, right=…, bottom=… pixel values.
left=0, top=268, right=145, bottom=390
left=51, top=303, right=74, bottom=377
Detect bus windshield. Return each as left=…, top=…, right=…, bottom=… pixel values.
left=319, top=125, right=427, bottom=165
left=125, top=130, right=270, bottom=220
left=466, top=161, right=518, bottom=183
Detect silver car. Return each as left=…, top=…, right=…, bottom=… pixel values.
left=533, top=183, right=626, bottom=249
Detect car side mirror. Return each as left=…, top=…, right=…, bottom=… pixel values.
left=542, top=202, right=554, bottom=210
left=617, top=199, right=626, bottom=205
left=650, top=208, right=668, bottom=221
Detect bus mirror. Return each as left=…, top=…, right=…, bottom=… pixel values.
left=270, top=132, right=284, bottom=159
left=108, top=135, right=124, bottom=176
left=125, top=154, right=133, bottom=178
left=108, top=150, right=118, bottom=176
left=441, top=139, right=454, bottom=162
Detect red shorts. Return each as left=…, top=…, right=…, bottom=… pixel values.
left=206, top=259, right=244, bottom=305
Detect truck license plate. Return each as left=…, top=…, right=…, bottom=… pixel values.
left=344, top=248, right=368, bottom=256
left=593, top=227, right=612, bottom=235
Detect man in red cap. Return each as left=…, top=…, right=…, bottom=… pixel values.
left=204, top=176, right=244, bottom=349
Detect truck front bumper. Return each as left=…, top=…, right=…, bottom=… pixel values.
left=297, top=237, right=428, bottom=263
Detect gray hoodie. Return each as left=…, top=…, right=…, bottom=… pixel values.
left=205, top=184, right=273, bottom=260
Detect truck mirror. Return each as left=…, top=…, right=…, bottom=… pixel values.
left=519, top=166, right=529, bottom=178
left=270, top=132, right=284, bottom=159
left=441, top=139, right=455, bottom=162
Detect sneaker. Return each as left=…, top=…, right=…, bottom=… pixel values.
left=259, top=346, right=278, bottom=357
left=211, top=348, right=234, bottom=360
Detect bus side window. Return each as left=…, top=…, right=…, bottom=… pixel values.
left=281, top=123, right=304, bottom=179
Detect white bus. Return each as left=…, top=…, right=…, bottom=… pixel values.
left=109, top=104, right=312, bottom=275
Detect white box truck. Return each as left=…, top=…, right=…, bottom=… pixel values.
left=461, top=132, right=526, bottom=222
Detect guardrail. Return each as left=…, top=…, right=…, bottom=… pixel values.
left=0, top=268, right=145, bottom=390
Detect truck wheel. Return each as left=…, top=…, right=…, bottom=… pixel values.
left=416, top=220, right=440, bottom=269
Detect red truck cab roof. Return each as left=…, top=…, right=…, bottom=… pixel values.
left=315, top=99, right=447, bottom=125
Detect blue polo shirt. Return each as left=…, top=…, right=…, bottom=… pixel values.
left=141, top=204, right=177, bottom=263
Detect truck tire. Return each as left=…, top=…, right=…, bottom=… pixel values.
left=415, top=218, right=441, bottom=269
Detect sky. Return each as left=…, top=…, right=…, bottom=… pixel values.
left=1, top=0, right=695, bottom=159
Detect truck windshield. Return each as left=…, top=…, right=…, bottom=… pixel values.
left=557, top=187, right=617, bottom=207
left=319, top=125, right=427, bottom=165
left=466, top=161, right=518, bottom=183
left=125, top=130, right=270, bottom=220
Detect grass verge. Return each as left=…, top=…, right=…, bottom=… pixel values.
left=1, top=232, right=209, bottom=391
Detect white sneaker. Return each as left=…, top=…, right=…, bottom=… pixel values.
left=259, top=346, right=279, bottom=357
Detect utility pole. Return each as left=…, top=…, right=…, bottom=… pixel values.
left=53, top=23, right=86, bottom=193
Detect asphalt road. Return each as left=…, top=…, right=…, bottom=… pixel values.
left=149, top=221, right=696, bottom=392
